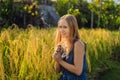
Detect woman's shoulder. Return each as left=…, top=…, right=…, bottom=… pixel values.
left=73, top=39, right=86, bottom=56
left=74, top=39, right=86, bottom=53
left=74, top=40, right=85, bottom=48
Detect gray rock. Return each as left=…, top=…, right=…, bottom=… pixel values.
left=38, top=5, right=60, bottom=27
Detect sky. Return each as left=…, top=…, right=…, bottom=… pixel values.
left=51, top=0, right=120, bottom=4
left=87, top=0, right=120, bottom=4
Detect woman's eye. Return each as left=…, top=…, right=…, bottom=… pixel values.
left=58, top=26, right=67, bottom=28
left=59, top=26, right=62, bottom=28
left=63, top=26, right=67, bottom=28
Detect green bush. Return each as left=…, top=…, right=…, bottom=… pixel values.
left=0, top=1, right=39, bottom=28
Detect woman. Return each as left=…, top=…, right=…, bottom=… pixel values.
left=53, top=14, right=88, bottom=80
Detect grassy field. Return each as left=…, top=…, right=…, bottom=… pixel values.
left=0, top=26, right=120, bottom=80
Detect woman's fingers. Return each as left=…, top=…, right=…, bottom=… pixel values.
left=54, top=53, right=62, bottom=62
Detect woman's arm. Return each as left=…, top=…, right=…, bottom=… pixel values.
left=54, top=62, right=61, bottom=73
left=53, top=45, right=63, bottom=73
left=58, top=41, right=85, bottom=76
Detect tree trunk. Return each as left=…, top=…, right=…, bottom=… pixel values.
left=97, top=0, right=102, bottom=28
left=91, top=11, right=94, bottom=28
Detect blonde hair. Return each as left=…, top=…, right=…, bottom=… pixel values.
left=55, top=14, right=80, bottom=55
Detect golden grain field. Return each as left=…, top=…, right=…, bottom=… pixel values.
left=0, top=26, right=119, bottom=80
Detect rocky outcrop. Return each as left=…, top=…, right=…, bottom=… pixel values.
left=38, top=5, right=60, bottom=27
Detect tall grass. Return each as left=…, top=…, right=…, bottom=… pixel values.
left=80, top=28, right=120, bottom=79
left=0, top=26, right=119, bottom=80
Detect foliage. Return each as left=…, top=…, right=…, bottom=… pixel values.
left=0, top=1, right=39, bottom=28
left=0, top=0, right=14, bottom=28
left=111, top=31, right=120, bottom=62
left=55, top=0, right=70, bottom=16
left=54, top=0, right=89, bottom=28
left=0, top=0, right=120, bottom=30
left=0, top=26, right=120, bottom=80
left=55, top=0, right=120, bottom=30
left=23, top=2, right=38, bottom=17
left=67, top=6, right=80, bottom=16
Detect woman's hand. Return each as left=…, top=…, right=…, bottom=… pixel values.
left=53, top=52, right=62, bottom=62
left=53, top=45, right=63, bottom=62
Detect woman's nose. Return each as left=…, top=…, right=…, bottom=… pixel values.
left=60, top=28, right=64, bottom=32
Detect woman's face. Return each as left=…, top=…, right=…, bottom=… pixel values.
left=58, top=20, right=70, bottom=39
